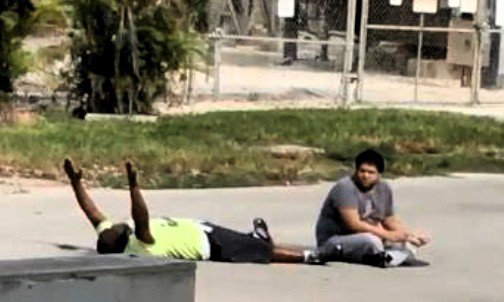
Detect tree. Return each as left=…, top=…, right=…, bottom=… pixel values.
left=0, top=0, right=35, bottom=98
left=185, top=0, right=209, bottom=32
left=31, top=0, right=69, bottom=35
left=66, top=0, right=206, bottom=114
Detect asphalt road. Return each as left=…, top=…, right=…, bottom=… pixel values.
left=0, top=174, right=503, bottom=302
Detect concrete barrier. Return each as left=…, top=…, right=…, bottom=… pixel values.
left=0, top=255, right=195, bottom=302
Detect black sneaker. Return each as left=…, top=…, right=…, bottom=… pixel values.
left=252, top=218, right=272, bottom=244
left=385, top=249, right=411, bottom=267
left=362, top=252, right=391, bottom=268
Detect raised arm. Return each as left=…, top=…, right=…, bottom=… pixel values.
left=126, top=162, right=155, bottom=244
left=64, top=159, right=107, bottom=228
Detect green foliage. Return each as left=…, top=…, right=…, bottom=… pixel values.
left=0, top=0, right=35, bottom=95
left=1, top=109, right=503, bottom=188
left=65, top=0, right=206, bottom=114
left=30, top=0, right=69, bottom=35
left=0, top=0, right=66, bottom=97
left=184, top=0, right=210, bottom=32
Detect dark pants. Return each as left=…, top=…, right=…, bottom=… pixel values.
left=203, top=222, right=273, bottom=263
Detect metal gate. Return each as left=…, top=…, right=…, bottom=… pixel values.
left=352, top=0, right=504, bottom=106
left=193, top=0, right=503, bottom=106
left=192, top=0, right=354, bottom=104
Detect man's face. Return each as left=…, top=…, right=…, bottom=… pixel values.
left=355, top=163, right=380, bottom=189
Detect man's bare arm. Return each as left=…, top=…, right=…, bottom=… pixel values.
left=126, top=162, right=155, bottom=244
left=64, top=159, right=106, bottom=228
left=383, top=215, right=431, bottom=246
left=339, top=207, right=408, bottom=242
left=382, top=215, right=408, bottom=232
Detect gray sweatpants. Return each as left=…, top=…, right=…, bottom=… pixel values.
left=320, top=233, right=413, bottom=264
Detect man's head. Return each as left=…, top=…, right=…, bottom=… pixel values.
left=96, top=223, right=132, bottom=254
left=353, top=149, right=384, bottom=190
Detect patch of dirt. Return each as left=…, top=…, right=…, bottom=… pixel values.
left=260, top=144, right=325, bottom=160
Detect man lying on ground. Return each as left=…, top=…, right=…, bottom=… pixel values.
left=64, top=159, right=332, bottom=265
left=315, top=149, right=431, bottom=267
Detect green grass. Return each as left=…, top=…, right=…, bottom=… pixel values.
left=1, top=108, right=503, bottom=188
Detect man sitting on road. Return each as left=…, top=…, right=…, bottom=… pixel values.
left=64, top=159, right=329, bottom=265
left=315, top=149, right=431, bottom=267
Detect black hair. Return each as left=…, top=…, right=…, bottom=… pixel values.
left=96, top=223, right=132, bottom=254
left=355, top=149, right=385, bottom=173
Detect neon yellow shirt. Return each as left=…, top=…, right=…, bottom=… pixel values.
left=96, top=218, right=210, bottom=260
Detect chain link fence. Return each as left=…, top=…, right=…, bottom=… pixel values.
left=190, top=0, right=504, bottom=107
left=357, top=0, right=504, bottom=106
left=6, top=0, right=504, bottom=115
left=17, top=1, right=500, bottom=110
left=187, top=0, right=352, bottom=104
left=480, top=25, right=504, bottom=104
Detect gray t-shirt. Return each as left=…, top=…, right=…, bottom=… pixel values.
left=315, top=176, right=394, bottom=246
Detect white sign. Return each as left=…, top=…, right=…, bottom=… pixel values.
left=448, top=0, right=461, bottom=8
left=413, top=0, right=438, bottom=14
left=497, top=0, right=504, bottom=26
left=278, top=0, right=295, bottom=18
left=460, top=0, right=477, bottom=13
left=389, top=0, right=403, bottom=6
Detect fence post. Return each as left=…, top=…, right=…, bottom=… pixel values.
left=341, top=0, right=357, bottom=105
left=212, top=29, right=222, bottom=102
left=414, top=13, right=425, bottom=103
left=470, top=0, right=486, bottom=105
left=356, top=0, right=369, bottom=103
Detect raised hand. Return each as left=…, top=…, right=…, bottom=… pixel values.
left=64, top=158, right=82, bottom=183
left=408, top=231, right=431, bottom=247
left=125, top=161, right=137, bottom=186
left=407, top=235, right=423, bottom=247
